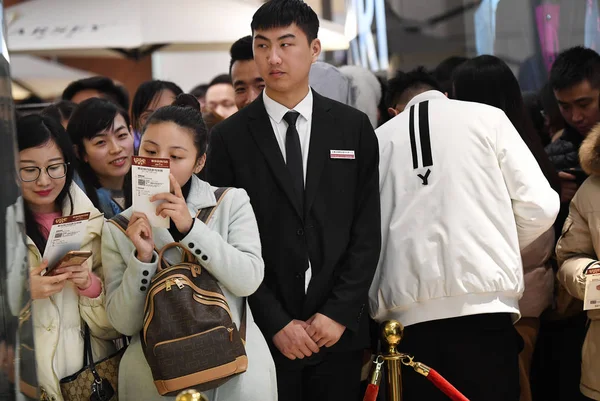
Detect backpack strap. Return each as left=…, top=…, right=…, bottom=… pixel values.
left=195, top=187, right=232, bottom=224
left=107, top=214, right=130, bottom=235
left=194, top=188, right=247, bottom=342
left=240, top=299, right=247, bottom=344
left=107, top=214, right=160, bottom=254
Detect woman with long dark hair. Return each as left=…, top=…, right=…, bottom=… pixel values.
left=130, top=80, right=183, bottom=151
left=12, top=114, right=115, bottom=400
left=67, top=98, right=134, bottom=218
left=453, top=55, right=560, bottom=401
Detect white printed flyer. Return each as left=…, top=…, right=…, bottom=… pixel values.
left=42, top=212, right=90, bottom=272
left=132, top=156, right=170, bottom=228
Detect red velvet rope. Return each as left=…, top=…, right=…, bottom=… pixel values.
left=426, top=368, right=470, bottom=401
left=362, top=383, right=379, bottom=401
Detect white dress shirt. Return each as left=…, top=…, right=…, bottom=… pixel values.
left=263, top=88, right=313, bottom=292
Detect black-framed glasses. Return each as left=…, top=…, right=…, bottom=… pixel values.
left=19, top=162, right=69, bottom=182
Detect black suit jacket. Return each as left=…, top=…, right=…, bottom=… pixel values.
left=207, top=90, right=381, bottom=366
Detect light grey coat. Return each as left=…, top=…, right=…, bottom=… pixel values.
left=101, top=176, right=277, bottom=401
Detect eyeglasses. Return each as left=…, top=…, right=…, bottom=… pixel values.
left=19, top=162, right=69, bottom=182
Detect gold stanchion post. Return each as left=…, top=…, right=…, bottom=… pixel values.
left=176, top=389, right=209, bottom=401
left=382, top=320, right=404, bottom=401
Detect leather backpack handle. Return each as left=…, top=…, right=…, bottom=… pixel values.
left=157, top=242, right=195, bottom=272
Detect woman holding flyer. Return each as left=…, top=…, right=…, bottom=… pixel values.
left=102, top=95, right=277, bottom=401
left=68, top=97, right=134, bottom=219
left=11, top=114, right=117, bottom=400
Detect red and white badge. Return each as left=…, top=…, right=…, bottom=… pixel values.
left=330, top=150, right=355, bottom=160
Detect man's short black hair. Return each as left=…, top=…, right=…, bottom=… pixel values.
left=550, top=46, right=600, bottom=91
left=229, top=36, right=254, bottom=74
left=190, top=84, right=209, bottom=99
left=208, top=74, right=233, bottom=88
left=386, top=67, right=441, bottom=109
left=251, top=0, right=319, bottom=44
left=62, top=76, right=130, bottom=111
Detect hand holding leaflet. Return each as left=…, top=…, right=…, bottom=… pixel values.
left=132, top=156, right=170, bottom=228
left=42, top=213, right=90, bottom=274
left=151, top=174, right=194, bottom=235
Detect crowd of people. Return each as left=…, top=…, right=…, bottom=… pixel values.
left=5, top=0, right=600, bottom=400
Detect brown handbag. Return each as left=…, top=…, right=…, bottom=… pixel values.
left=108, top=187, right=247, bottom=396
left=59, top=324, right=125, bottom=401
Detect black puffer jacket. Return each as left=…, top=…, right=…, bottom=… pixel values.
left=545, top=125, right=586, bottom=242
left=545, top=126, right=584, bottom=170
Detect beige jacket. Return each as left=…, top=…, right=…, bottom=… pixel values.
left=9, top=184, right=117, bottom=401
left=556, top=124, right=600, bottom=400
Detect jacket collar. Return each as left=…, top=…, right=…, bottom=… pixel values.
left=405, top=90, right=447, bottom=110
left=262, top=88, right=313, bottom=124
left=184, top=175, right=217, bottom=212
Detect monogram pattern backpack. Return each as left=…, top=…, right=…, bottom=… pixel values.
left=109, top=187, right=247, bottom=396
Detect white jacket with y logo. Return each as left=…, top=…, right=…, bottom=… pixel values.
left=370, top=90, right=559, bottom=327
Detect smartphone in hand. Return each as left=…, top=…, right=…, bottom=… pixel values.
left=564, top=168, right=588, bottom=186
left=45, top=250, right=92, bottom=275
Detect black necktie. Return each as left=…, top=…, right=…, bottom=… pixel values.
left=283, top=111, right=304, bottom=212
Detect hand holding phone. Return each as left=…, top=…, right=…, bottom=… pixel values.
left=46, top=250, right=92, bottom=274
left=50, top=251, right=93, bottom=290
left=564, top=168, right=588, bottom=186
left=30, top=260, right=71, bottom=300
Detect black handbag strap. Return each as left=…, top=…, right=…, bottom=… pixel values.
left=82, top=324, right=128, bottom=381
left=82, top=324, right=101, bottom=382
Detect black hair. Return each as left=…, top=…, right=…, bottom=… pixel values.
left=453, top=55, right=560, bottom=193
left=40, top=100, right=77, bottom=125
left=229, top=35, right=254, bottom=74
left=67, top=98, right=132, bottom=210
left=16, top=114, right=75, bottom=253
left=386, top=67, right=440, bottom=109
left=172, top=93, right=201, bottom=111
left=522, top=91, right=549, bottom=146
left=549, top=46, right=600, bottom=91
left=62, top=76, right=130, bottom=111
left=376, top=75, right=391, bottom=127
left=131, top=80, right=184, bottom=132
left=208, top=74, right=233, bottom=88
left=433, top=56, right=468, bottom=96
left=251, top=0, right=319, bottom=44
left=144, top=94, right=208, bottom=159
left=539, top=83, right=565, bottom=134
left=190, top=84, right=209, bottom=99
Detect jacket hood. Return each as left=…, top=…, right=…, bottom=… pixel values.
left=579, top=122, right=600, bottom=176
left=339, top=65, right=381, bottom=128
